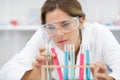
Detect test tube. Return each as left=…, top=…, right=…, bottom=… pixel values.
left=79, top=45, right=84, bottom=80
left=51, top=48, right=63, bottom=80
left=69, top=44, right=75, bottom=80
left=46, top=45, right=52, bottom=80
left=64, top=44, right=69, bottom=80
left=86, top=49, right=91, bottom=80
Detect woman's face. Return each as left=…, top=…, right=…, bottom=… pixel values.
left=45, top=9, right=83, bottom=50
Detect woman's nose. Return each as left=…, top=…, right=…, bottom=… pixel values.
left=55, top=29, right=65, bottom=38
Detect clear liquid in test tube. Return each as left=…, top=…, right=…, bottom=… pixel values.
left=46, top=45, right=52, bottom=80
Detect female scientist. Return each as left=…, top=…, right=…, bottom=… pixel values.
left=0, top=0, right=120, bottom=80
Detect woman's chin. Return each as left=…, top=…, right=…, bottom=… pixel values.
left=57, top=45, right=64, bottom=51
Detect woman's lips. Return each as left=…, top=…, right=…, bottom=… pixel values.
left=57, top=39, right=68, bottom=44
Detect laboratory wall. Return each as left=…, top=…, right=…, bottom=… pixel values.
left=0, top=0, right=120, bottom=68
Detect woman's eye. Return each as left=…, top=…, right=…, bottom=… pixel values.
left=47, top=24, right=55, bottom=30
left=48, top=26, right=55, bottom=30
left=62, top=23, right=70, bottom=27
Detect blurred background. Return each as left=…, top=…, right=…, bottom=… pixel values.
left=0, top=0, right=120, bottom=68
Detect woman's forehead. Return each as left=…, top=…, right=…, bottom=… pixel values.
left=46, top=17, right=73, bottom=26
left=45, top=9, right=72, bottom=23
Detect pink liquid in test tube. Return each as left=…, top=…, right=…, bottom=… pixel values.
left=79, top=53, right=84, bottom=80
left=51, top=48, right=63, bottom=80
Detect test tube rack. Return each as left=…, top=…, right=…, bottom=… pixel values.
left=41, top=65, right=94, bottom=80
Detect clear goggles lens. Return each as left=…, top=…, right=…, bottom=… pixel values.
left=44, top=17, right=79, bottom=37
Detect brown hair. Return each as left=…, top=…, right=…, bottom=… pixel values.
left=41, top=0, right=85, bottom=24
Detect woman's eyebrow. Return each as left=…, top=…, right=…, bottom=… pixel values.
left=60, top=20, right=67, bottom=24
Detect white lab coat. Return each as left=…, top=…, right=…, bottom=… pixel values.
left=0, top=22, right=120, bottom=80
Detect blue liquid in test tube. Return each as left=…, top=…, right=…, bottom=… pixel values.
left=64, top=44, right=69, bottom=80
left=86, top=49, right=91, bottom=80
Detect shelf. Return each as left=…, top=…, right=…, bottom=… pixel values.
left=0, top=25, right=40, bottom=31
left=0, top=25, right=120, bottom=31
left=107, top=26, right=120, bottom=31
